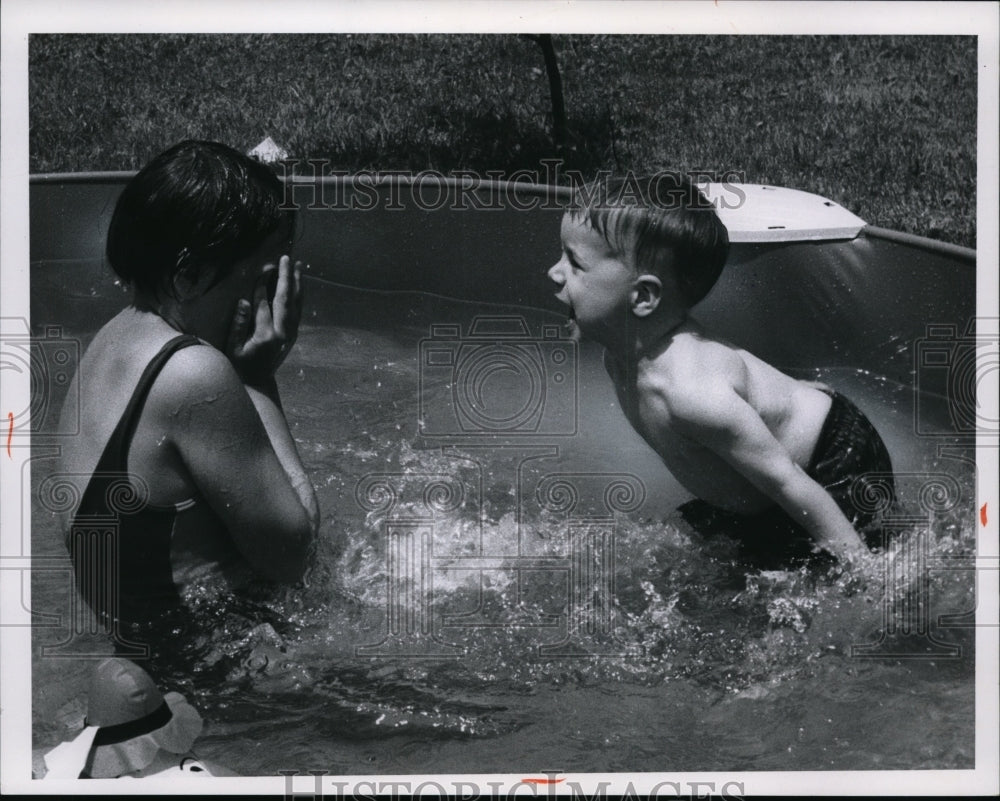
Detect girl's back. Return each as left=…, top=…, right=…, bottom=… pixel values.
left=55, top=140, right=319, bottom=632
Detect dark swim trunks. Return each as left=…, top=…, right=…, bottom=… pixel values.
left=679, top=389, right=896, bottom=566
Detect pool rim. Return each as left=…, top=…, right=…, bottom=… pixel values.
left=29, top=171, right=976, bottom=262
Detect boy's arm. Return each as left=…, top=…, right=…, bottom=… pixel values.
left=669, top=385, right=868, bottom=562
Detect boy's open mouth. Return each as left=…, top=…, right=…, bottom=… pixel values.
left=564, top=306, right=578, bottom=335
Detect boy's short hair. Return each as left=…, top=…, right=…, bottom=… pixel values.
left=107, top=140, right=292, bottom=299
left=569, top=173, right=730, bottom=308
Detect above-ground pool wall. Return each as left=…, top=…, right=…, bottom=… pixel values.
left=697, top=232, right=976, bottom=389
left=30, top=176, right=975, bottom=394
left=29, top=177, right=569, bottom=327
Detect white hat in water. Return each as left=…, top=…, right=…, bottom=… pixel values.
left=45, top=658, right=203, bottom=779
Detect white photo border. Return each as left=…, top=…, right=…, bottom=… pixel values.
left=2, top=1, right=998, bottom=796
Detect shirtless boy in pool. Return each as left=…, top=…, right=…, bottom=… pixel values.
left=57, top=141, right=319, bottom=633
left=547, top=175, right=894, bottom=564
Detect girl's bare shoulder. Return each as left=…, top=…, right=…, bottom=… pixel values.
left=147, top=343, right=245, bottom=412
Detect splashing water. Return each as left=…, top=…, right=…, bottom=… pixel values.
left=32, top=285, right=977, bottom=773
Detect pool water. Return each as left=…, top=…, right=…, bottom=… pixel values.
left=31, top=279, right=977, bottom=774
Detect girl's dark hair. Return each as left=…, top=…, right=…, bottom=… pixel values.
left=106, top=140, right=292, bottom=298
left=569, top=173, right=730, bottom=308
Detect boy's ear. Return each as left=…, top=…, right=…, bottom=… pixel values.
left=630, top=274, right=662, bottom=317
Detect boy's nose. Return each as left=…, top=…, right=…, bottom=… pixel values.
left=547, top=261, right=565, bottom=286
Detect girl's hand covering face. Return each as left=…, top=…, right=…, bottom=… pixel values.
left=226, top=255, right=304, bottom=385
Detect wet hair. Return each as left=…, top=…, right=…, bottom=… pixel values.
left=568, top=173, right=730, bottom=308
left=106, top=140, right=292, bottom=299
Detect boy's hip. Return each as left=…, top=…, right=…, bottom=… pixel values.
left=679, top=388, right=896, bottom=563
left=807, top=388, right=896, bottom=536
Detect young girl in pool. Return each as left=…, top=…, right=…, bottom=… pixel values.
left=57, top=140, right=319, bottom=639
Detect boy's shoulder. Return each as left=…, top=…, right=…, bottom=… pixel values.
left=642, top=333, right=744, bottom=396
left=639, top=335, right=756, bottom=435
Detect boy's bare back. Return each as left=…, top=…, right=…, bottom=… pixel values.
left=605, top=320, right=833, bottom=516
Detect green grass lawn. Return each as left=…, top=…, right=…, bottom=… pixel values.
left=29, top=34, right=976, bottom=247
